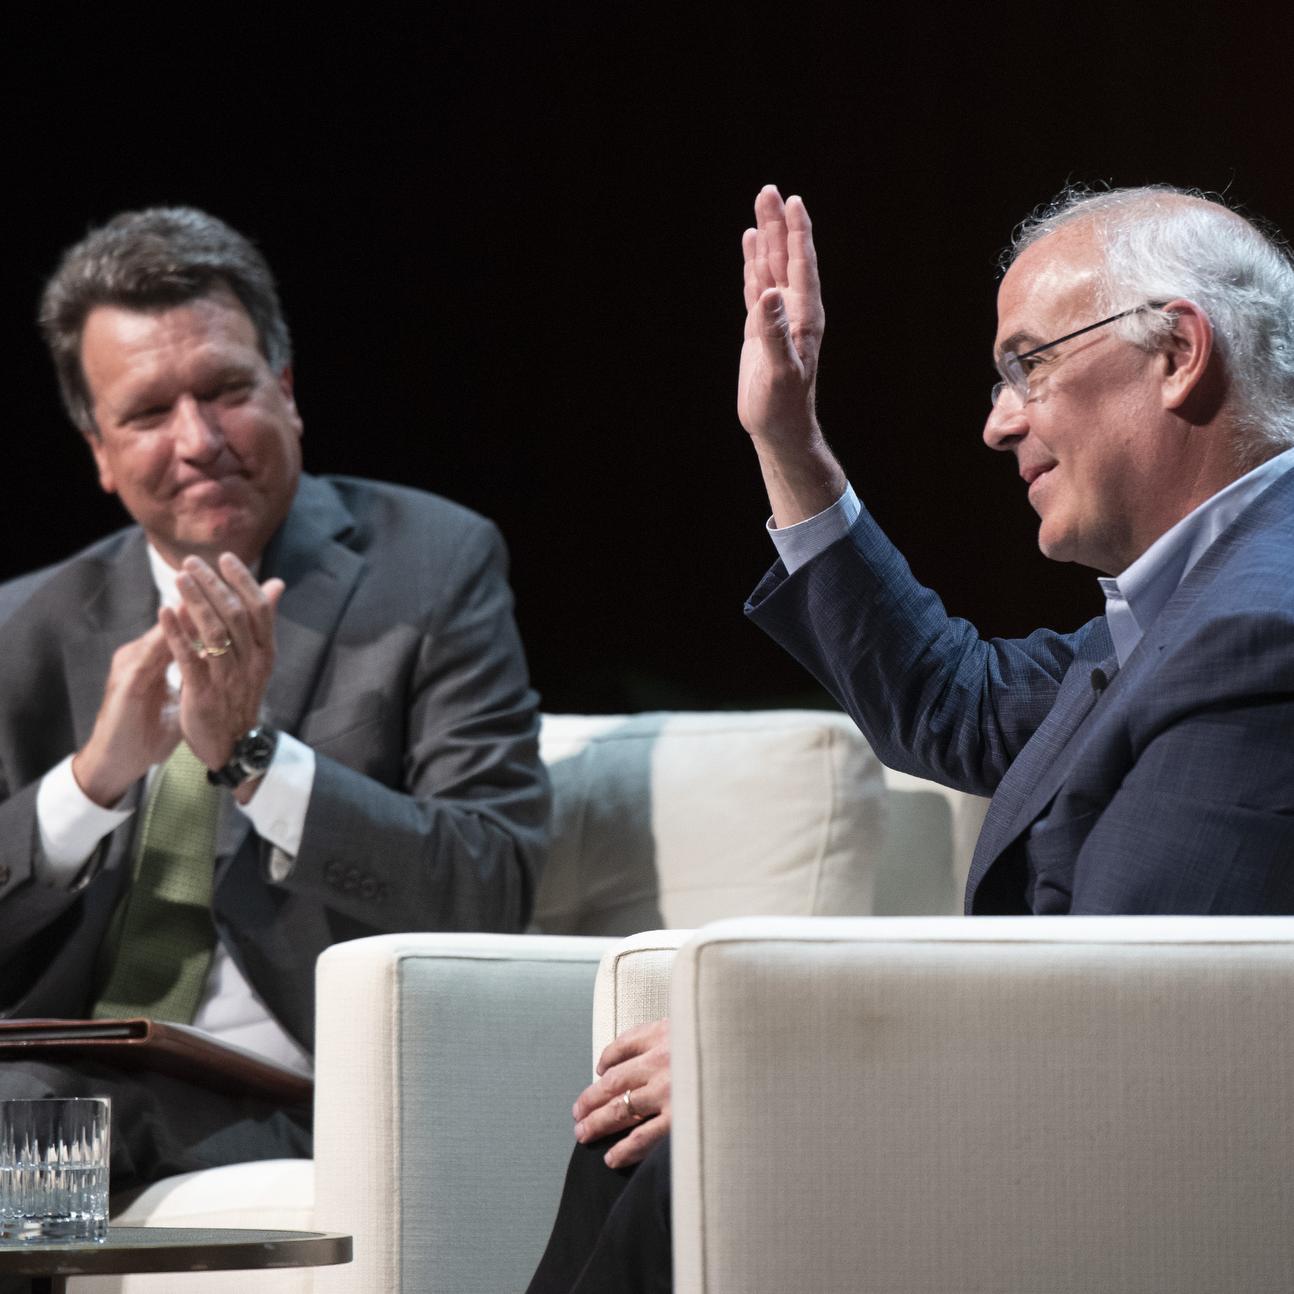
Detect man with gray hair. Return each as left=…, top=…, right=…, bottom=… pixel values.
left=528, top=182, right=1294, bottom=1292
left=739, top=182, right=1294, bottom=917
left=0, top=206, right=548, bottom=1187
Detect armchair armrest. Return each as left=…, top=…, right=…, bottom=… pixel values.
left=312, top=933, right=613, bottom=1294
left=670, top=915, right=1294, bottom=1294
left=590, top=929, right=692, bottom=1066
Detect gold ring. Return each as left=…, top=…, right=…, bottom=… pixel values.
left=622, top=1089, right=644, bottom=1122
left=196, top=637, right=233, bottom=659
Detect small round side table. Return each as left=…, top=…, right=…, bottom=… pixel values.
left=0, top=1225, right=352, bottom=1293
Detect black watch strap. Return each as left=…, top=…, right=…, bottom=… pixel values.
left=207, top=725, right=279, bottom=788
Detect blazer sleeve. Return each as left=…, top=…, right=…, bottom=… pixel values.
left=0, top=566, right=140, bottom=1012
left=279, top=517, right=549, bottom=934
left=0, top=590, right=119, bottom=961
left=746, top=506, right=1099, bottom=797
left=0, top=780, right=81, bottom=953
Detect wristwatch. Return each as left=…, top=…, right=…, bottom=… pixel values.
left=207, top=724, right=279, bottom=788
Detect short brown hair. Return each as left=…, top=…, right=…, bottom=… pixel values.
left=39, top=206, right=292, bottom=434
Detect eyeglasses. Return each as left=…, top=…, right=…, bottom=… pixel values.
left=991, top=302, right=1167, bottom=406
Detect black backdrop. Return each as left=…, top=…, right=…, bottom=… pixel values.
left=3, top=5, right=1292, bottom=712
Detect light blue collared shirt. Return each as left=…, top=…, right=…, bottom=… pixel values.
left=769, top=446, right=1294, bottom=669
left=1097, top=446, right=1294, bottom=667
left=766, top=485, right=863, bottom=575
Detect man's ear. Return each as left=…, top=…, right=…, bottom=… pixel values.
left=277, top=365, right=304, bottom=433
left=83, top=427, right=116, bottom=495
left=1158, top=298, right=1214, bottom=412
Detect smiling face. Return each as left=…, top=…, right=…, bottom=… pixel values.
left=80, top=286, right=303, bottom=568
left=983, top=222, right=1192, bottom=575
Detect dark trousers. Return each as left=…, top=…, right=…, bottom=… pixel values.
left=527, top=1133, right=673, bottom=1294
left=0, top=1057, right=312, bottom=1192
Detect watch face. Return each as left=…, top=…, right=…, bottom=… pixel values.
left=236, top=726, right=277, bottom=772
left=243, top=728, right=276, bottom=767
left=207, top=726, right=278, bottom=788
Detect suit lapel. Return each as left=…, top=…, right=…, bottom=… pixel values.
left=965, top=630, right=1116, bottom=902
left=259, top=475, right=365, bottom=733
left=214, top=475, right=365, bottom=866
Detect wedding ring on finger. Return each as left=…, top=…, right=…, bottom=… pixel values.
left=194, top=636, right=234, bottom=659
left=622, top=1089, right=645, bottom=1123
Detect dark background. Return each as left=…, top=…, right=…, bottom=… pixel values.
left=3, top=5, right=1291, bottom=713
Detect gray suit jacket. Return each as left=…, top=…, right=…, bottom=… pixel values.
left=0, top=474, right=549, bottom=1048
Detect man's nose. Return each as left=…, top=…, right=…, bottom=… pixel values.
left=983, top=387, right=1028, bottom=451
left=172, top=395, right=224, bottom=458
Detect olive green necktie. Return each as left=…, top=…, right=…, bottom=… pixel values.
left=92, top=742, right=221, bottom=1023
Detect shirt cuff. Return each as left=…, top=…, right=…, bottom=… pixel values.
left=236, top=732, right=316, bottom=871
left=35, top=755, right=134, bottom=881
left=767, top=483, right=862, bottom=575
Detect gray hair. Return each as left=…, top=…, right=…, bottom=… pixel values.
left=39, top=206, right=292, bottom=436
left=1008, top=185, right=1294, bottom=466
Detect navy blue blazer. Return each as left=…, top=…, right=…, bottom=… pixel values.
left=746, top=470, right=1294, bottom=915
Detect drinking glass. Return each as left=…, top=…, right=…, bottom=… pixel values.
left=0, top=1098, right=110, bottom=1243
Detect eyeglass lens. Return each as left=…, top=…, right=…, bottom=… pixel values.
left=989, top=303, right=1163, bottom=407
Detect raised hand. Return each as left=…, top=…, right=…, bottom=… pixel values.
left=157, top=553, right=284, bottom=779
left=738, top=186, right=825, bottom=446
left=572, top=1017, right=671, bottom=1169
left=72, top=623, right=182, bottom=807
left=738, top=185, right=845, bottom=526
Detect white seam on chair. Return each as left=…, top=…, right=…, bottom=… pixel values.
left=684, top=933, right=1294, bottom=952
left=611, top=950, right=624, bottom=1041
left=804, top=724, right=836, bottom=916
left=556, top=714, right=843, bottom=740
left=392, top=952, right=603, bottom=964
left=610, top=946, right=638, bottom=1040
left=692, top=946, right=710, bottom=1294
left=388, top=952, right=403, bottom=1293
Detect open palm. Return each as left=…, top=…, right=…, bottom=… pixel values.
left=737, top=186, right=825, bottom=446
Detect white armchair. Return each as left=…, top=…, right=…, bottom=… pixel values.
left=292, top=915, right=1294, bottom=1292
left=80, top=709, right=975, bottom=1291
left=311, top=932, right=612, bottom=1293
left=665, top=916, right=1294, bottom=1294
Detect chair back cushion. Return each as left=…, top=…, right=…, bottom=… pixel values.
left=536, top=711, right=886, bottom=934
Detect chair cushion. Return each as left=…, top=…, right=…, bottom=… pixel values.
left=536, top=711, right=886, bottom=934
left=67, top=1161, right=316, bottom=1292
left=113, top=1157, right=314, bottom=1229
